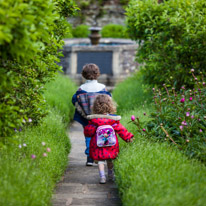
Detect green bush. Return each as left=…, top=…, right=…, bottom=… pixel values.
left=0, top=74, right=76, bottom=206
left=72, top=24, right=90, bottom=38
left=0, top=0, right=78, bottom=144
left=115, top=119, right=206, bottom=206
left=113, top=76, right=206, bottom=206
left=64, top=22, right=73, bottom=38
left=131, top=70, right=206, bottom=163
left=101, top=24, right=129, bottom=38
left=126, top=0, right=206, bottom=89
left=120, top=0, right=130, bottom=6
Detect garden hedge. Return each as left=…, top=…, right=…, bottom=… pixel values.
left=126, top=0, right=206, bottom=89
left=0, top=0, right=78, bottom=145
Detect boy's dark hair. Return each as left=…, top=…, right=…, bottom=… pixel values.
left=82, top=63, right=100, bottom=80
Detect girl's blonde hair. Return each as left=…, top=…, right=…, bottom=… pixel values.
left=92, top=94, right=116, bottom=114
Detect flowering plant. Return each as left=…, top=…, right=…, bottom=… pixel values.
left=131, top=70, right=206, bottom=163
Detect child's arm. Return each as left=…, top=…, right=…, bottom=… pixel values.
left=113, top=122, right=134, bottom=142
left=84, top=123, right=96, bottom=137
left=72, top=92, right=87, bottom=118
left=72, top=93, right=77, bottom=105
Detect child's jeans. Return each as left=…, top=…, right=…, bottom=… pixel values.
left=85, top=137, right=91, bottom=157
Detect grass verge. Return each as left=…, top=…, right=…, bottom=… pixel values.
left=0, top=73, right=77, bottom=206
left=113, top=73, right=206, bottom=206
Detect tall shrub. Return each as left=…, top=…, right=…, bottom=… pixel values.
left=101, top=24, right=129, bottom=38
left=126, top=0, right=206, bottom=89
left=0, top=0, right=78, bottom=144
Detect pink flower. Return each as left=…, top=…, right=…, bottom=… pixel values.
left=186, top=112, right=190, bottom=117
left=31, top=154, right=36, bottom=159
left=42, top=142, right=46, bottom=146
left=200, top=129, right=203, bottom=133
left=46, top=148, right=51, bottom=152
left=144, top=113, right=146, bottom=116
left=189, top=97, right=193, bottom=101
left=43, top=153, right=47, bottom=157
left=180, top=98, right=185, bottom=103
left=142, top=128, right=146, bottom=132
left=191, top=115, right=194, bottom=119
left=131, top=115, right=135, bottom=121
left=191, top=69, right=194, bottom=72
left=179, top=126, right=183, bottom=131
left=181, top=121, right=187, bottom=126
left=172, top=102, right=174, bottom=104
left=203, top=82, right=205, bottom=86
left=186, top=139, right=190, bottom=142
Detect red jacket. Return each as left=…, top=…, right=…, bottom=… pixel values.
left=84, top=114, right=134, bottom=161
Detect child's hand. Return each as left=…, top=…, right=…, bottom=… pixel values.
left=127, top=137, right=135, bottom=142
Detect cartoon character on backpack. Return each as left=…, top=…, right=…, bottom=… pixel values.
left=96, top=125, right=116, bottom=147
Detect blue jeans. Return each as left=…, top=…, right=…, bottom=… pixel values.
left=85, top=137, right=91, bottom=157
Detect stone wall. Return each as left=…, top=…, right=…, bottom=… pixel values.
left=68, top=0, right=126, bottom=27
left=59, top=38, right=139, bottom=86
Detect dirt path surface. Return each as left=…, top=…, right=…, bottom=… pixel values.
left=52, top=121, right=121, bottom=206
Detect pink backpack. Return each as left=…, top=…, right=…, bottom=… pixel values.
left=96, top=125, right=117, bottom=147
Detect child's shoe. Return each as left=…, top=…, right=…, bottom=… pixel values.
left=108, top=173, right=115, bottom=181
left=86, top=156, right=93, bottom=166
left=99, top=177, right=106, bottom=184
left=108, top=169, right=115, bottom=181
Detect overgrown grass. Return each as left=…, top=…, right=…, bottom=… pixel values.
left=113, top=72, right=206, bottom=206
left=44, top=74, right=77, bottom=123
left=112, top=71, right=152, bottom=113
left=0, top=73, right=77, bottom=206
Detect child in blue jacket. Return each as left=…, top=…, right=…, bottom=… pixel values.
left=72, top=63, right=111, bottom=166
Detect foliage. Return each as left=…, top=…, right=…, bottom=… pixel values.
left=113, top=71, right=206, bottom=205
left=0, top=0, right=78, bottom=145
left=115, top=114, right=206, bottom=206
left=120, top=0, right=130, bottom=6
left=0, top=73, right=76, bottom=206
left=130, top=70, right=206, bottom=163
left=43, top=73, right=77, bottom=123
left=126, top=0, right=206, bottom=89
left=112, top=71, right=152, bottom=113
left=63, top=22, right=73, bottom=38
left=101, top=24, right=129, bottom=38
left=72, top=24, right=90, bottom=38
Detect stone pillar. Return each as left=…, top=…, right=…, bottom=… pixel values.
left=70, top=51, right=77, bottom=75
left=112, top=49, right=120, bottom=77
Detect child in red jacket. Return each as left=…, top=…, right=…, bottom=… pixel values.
left=84, top=94, right=134, bottom=184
